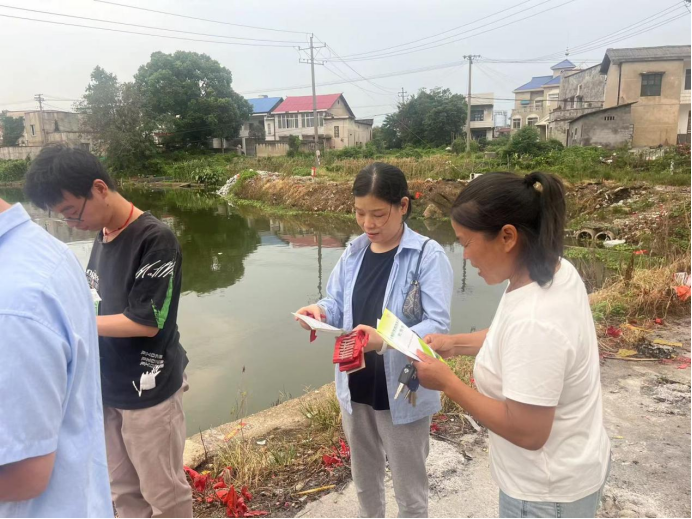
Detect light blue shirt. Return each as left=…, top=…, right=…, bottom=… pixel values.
left=0, top=204, right=112, bottom=518
left=318, top=224, right=454, bottom=425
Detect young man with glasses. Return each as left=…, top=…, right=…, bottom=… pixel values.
left=24, top=145, right=191, bottom=518
left=0, top=195, right=112, bottom=517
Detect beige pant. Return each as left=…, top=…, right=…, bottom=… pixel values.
left=103, top=380, right=192, bottom=518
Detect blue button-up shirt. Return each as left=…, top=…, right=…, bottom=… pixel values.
left=318, top=224, right=454, bottom=425
left=0, top=204, right=112, bottom=518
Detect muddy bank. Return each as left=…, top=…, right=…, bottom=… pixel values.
left=233, top=176, right=690, bottom=245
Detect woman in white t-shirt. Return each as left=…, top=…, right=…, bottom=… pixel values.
left=414, top=171, right=611, bottom=518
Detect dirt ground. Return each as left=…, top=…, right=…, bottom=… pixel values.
left=185, top=318, right=690, bottom=518
left=298, top=319, right=691, bottom=518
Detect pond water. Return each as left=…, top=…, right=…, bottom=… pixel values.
left=0, top=187, right=505, bottom=435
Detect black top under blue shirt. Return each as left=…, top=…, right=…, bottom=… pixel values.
left=348, top=244, right=397, bottom=410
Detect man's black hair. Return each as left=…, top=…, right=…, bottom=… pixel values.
left=24, top=145, right=116, bottom=209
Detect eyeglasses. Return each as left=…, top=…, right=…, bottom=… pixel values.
left=62, top=198, right=88, bottom=223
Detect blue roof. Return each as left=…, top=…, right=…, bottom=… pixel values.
left=514, top=75, right=553, bottom=92
left=551, top=59, right=576, bottom=70
left=246, top=97, right=283, bottom=114
left=544, top=76, right=561, bottom=86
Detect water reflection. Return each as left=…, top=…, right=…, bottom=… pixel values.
left=1, top=187, right=505, bottom=435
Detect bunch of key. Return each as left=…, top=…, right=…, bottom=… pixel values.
left=394, top=363, right=420, bottom=406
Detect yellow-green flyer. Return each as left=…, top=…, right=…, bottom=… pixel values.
left=376, top=309, right=446, bottom=363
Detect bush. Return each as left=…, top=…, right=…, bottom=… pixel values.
left=0, top=158, right=30, bottom=182
left=450, top=136, right=465, bottom=155
left=292, top=167, right=312, bottom=177
left=502, top=126, right=543, bottom=158
left=194, top=168, right=223, bottom=186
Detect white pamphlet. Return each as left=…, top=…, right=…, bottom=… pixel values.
left=291, top=312, right=346, bottom=334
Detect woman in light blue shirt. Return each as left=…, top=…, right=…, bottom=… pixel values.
left=295, top=163, right=453, bottom=518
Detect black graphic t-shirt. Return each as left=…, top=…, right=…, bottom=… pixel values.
left=86, top=212, right=188, bottom=410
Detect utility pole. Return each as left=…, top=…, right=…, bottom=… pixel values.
left=463, top=55, right=481, bottom=152
left=34, top=93, right=46, bottom=145
left=299, top=35, right=326, bottom=173
left=398, top=87, right=408, bottom=104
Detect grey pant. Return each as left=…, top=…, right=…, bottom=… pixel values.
left=341, top=402, right=431, bottom=518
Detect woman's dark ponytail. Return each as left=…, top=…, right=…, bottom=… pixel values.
left=451, top=171, right=566, bottom=286
left=353, top=162, right=413, bottom=222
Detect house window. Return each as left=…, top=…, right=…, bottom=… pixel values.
left=54, top=120, right=60, bottom=131
left=512, top=118, right=521, bottom=129
left=278, top=114, right=299, bottom=129
left=471, top=109, right=484, bottom=121
left=534, top=100, right=543, bottom=110
left=604, top=115, right=616, bottom=121
left=334, top=126, right=340, bottom=138
left=318, top=112, right=324, bottom=127
left=267, top=123, right=273, bottom=135
left=527, top=116, right=538, bottom=126
left=30, top=124, right=35, bottom=136
left=685, top=69, right=691, bottom=90
left=641, top=73, right=663, bottom=96
left=302, top=113, right=314, bottom=128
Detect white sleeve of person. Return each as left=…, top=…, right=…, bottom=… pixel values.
left=500, top=319, right=573, bottom=407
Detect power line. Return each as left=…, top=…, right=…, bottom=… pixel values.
left=330, top=0, right=550, bottom=62
left=323, top=43, right=397, bottom=95
left=93, top=0, right=307, bottom=35
left=0, top=4, right=306, bottom=43
left=523, top=3, right=688, bottom=61
left=325, top=0, right=577, bottom=62
left=0, top=13, right=302, bottom=47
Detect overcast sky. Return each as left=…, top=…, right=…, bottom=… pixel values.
left=1, top=0, right=690, bottom=125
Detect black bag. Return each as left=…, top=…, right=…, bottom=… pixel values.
left=402, top=239, right=431, bottom=322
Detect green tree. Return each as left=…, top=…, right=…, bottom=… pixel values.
left=134, top=51, right=252, bottom=149
left=76, top=66, right=157, bottom=172
left=502, top=126, right=542, bottom=157
left=0, top=112, right=25, bottom=146
left=382, top=88, right=467, bottom=148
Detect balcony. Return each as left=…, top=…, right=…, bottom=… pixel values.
left=470, top=120, right=493, bottom=129
left=512, top=106, right=548, bottom=116
left=681, top=90, right=691, bottom=105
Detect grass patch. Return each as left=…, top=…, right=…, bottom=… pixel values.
left=440, top=356, right=475, bottom=415
left=589, top=256, right=690, bottom=323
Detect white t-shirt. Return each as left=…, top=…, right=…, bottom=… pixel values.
left=474, top=258, right=610, bottom=503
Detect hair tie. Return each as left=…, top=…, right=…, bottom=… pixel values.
left=524, top=173, right=542, bottom=192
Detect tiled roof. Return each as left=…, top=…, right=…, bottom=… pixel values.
left=246, top=97, right=283, bottom=114
left=601, top=45, right=691, bottom=73
left=544, top=76, right=562, bottom=86
left=272, top=94, right=343, bottom=113
left=551, top=59, right=576, bottom=70
left=514, top=75, right=553, bottom=92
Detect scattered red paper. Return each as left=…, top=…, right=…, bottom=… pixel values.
left=184, top=466, right=211, bottom=493
left=338, top=438, right=351, bottom=461
left=676, top=285, right=691, bottom=302
left=654, top=318, right=664, bottom=325
left=415, top=192, right=422, bottom=200
left=322, top=453, right=341, bottom=467
left=310, top=330, right=317, bottom=342
left=430, top=423, right=440, bottom=433
left=677, top=356, right=692, bottom=369
left=606, top=326, right=623, bottom=338
left=322, top=439, right=351, bottom=469
left=633, top=250, right=648, bottom=255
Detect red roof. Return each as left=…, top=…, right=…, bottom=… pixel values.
left=272, top=94, right=342, bottom=113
